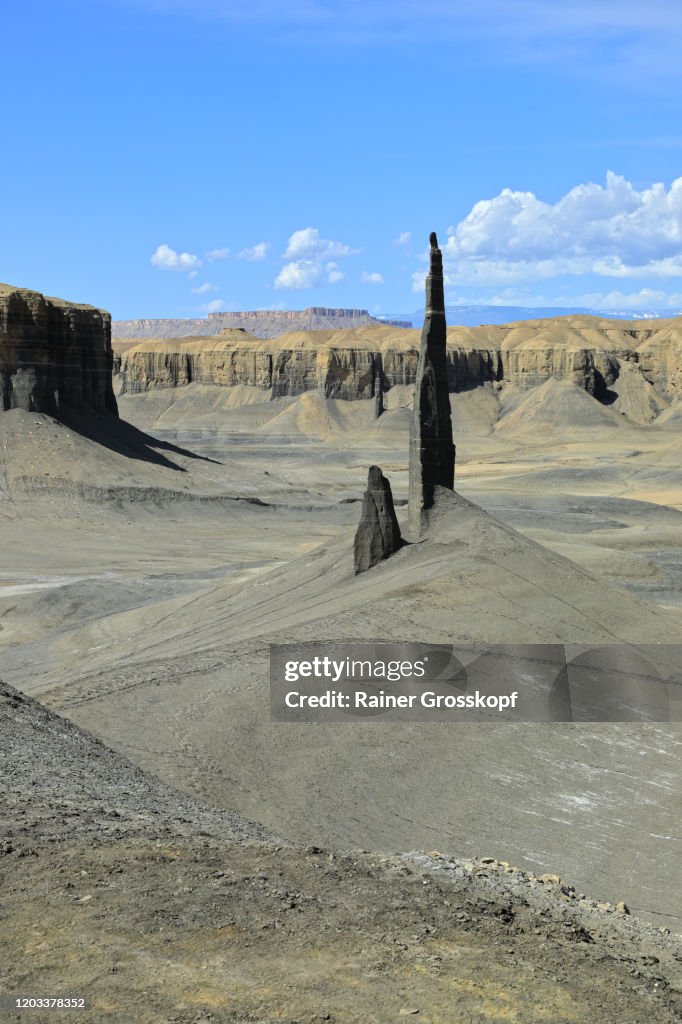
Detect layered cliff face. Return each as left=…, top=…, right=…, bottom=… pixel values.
left=0, top=284, right=117, bottom=416
left=113, top=315, right=682, bottom=412
left=112, top=330, right=477, bottom=399
left=115, top=329, right=390, bottom=401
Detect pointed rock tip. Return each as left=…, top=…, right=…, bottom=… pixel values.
left=429, top=231, right=438, bottom=249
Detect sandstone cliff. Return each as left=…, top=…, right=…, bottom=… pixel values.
left=1, top=284, right=117, bottom=416
left=114, top=315, right=682, bottom=414
left=115, top=327, right=392, bottom=401
left=113, top=307, right=410, bottom=340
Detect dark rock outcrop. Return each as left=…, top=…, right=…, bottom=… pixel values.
left=408, top=234, right=456, bottom=534
left=0, top=284, right=117, bottom=416
left=354, top=466, right=402, bottom=574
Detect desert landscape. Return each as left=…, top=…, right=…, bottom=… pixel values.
left=1, top=235, right=681, bottom=1022
left=7, top=0, right=682, bottom=1017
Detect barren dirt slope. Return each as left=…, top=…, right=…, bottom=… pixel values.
left=6, top=489, right=679, bottom=932
left=1, top=679, right=680, bottom=1024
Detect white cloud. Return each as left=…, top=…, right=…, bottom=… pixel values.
left=205, top=247, right=230, bottom=261
left=150, top=243, right=202, bottom=273
left=202, top=299, right=225, bottom=313
left=361, top=271, right=384, bottom=284
left=283, top=226, right=359, bottom=260
left=275, top=229, right=360, bottom=289
left=191, top=282, right=218, bottom=294
left=393, top=231, right=411, bottom=246
left=238, top=241, right=270, bottom=261
left=275, top=260, right=322, bottom=290
left=439, top=173, right=682, bottom=285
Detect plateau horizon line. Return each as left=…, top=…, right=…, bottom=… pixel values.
left=112, top=302, right=682, bottom=335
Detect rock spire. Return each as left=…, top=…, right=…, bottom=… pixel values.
left=407, top=232, right=455, bottom=534
left=353, top=466, right=403, bottom=574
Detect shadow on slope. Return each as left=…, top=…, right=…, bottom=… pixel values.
left=60, top=406, right=220, bottom=469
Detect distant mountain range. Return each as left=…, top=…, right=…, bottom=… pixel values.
left=113, top=304, right=682, bottom=342
left=376, top=305, right=682, bottom=328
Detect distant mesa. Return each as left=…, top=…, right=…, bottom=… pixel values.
left=115, top=305, right=682, bottom=341
left=113, top=307, right=412, bottom=340
left=0, top=283, right=118, bottom=417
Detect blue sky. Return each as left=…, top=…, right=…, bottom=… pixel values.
left=3, top=0, right=682, bottom=318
